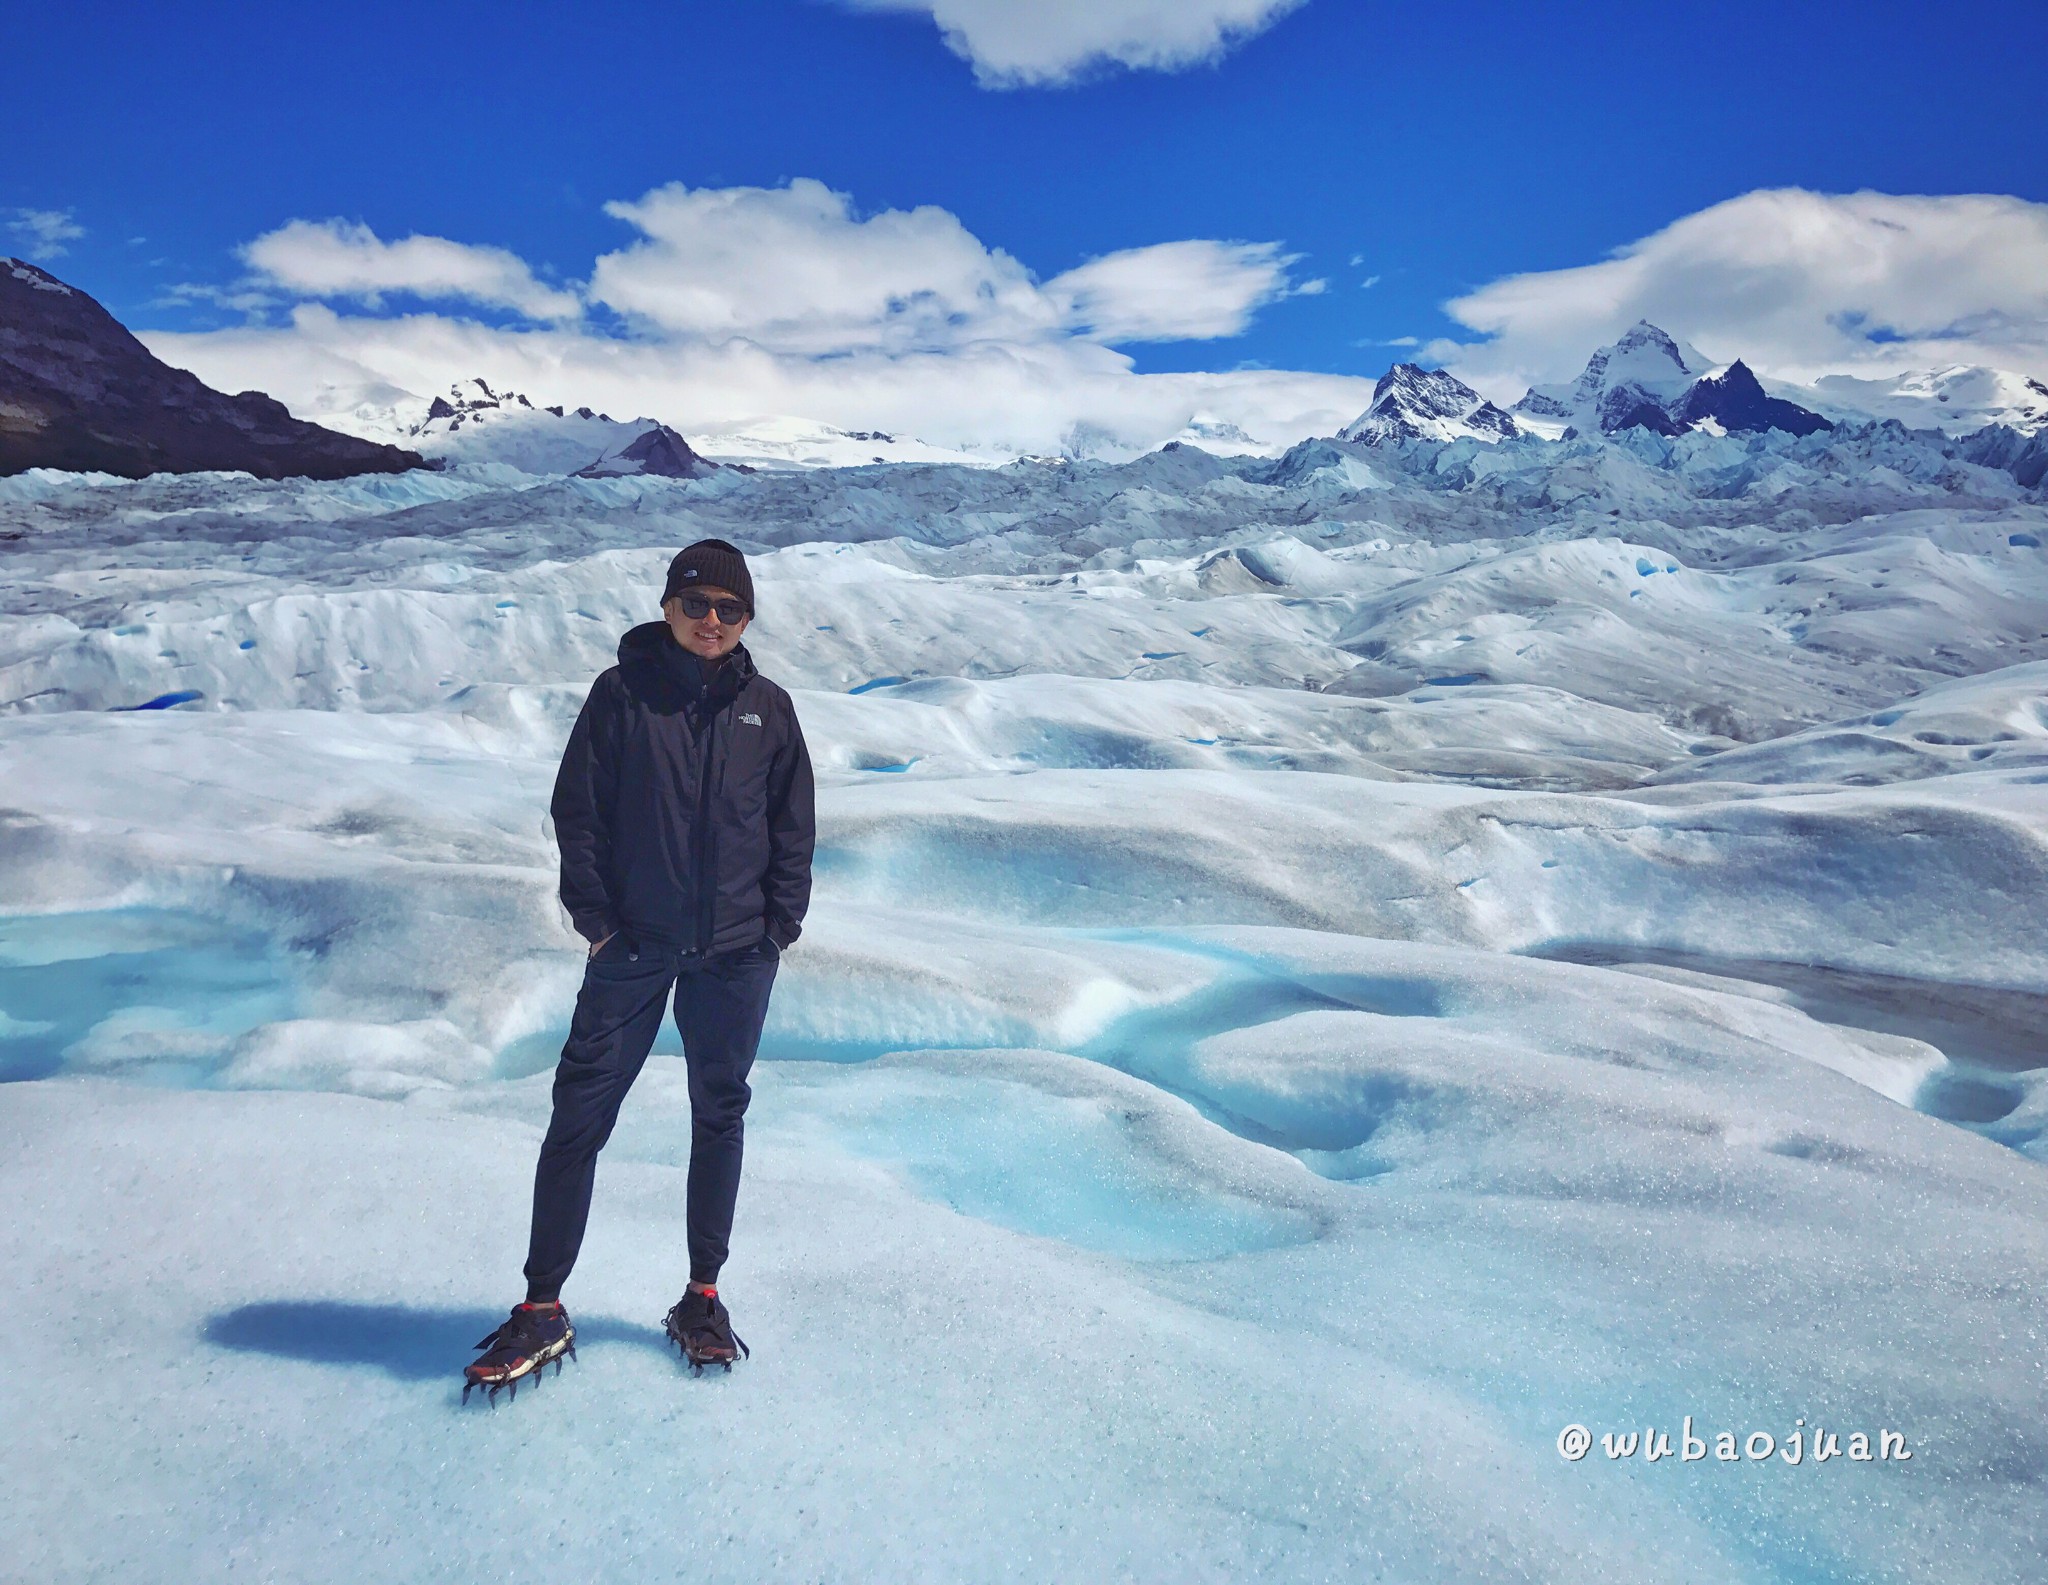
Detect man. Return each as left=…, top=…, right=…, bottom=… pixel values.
left=465, top=539, right=814, bottom=1399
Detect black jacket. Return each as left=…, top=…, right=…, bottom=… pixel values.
left=551, top=623, right=815, bottom=955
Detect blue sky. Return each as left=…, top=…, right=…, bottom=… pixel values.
left=7, top=0, right=2046, bottom=447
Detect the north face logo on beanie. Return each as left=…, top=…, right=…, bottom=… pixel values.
left=663, top=540, right=754, bottom=614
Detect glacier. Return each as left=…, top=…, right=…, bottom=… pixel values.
left=5, top=416, right=2048, bottom=1581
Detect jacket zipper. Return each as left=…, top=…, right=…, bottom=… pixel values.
left=692, top=708, right=718, bottom=956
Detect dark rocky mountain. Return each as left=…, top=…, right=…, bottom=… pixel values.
left=1669, top=360, right=1833, bottom=437
left=1339, top=364, right=1520, bottom=445
left=0, top=258, right=422, bottom=480
left=1596, top=386, right=1685, bottom=437
left=574, top=423, right=722, bottom=479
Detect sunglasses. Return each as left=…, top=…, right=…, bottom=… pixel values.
left=674, top=593, right=749, bottom=625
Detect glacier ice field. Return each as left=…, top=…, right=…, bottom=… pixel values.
left=4, top=422, right=2048, bottom=1581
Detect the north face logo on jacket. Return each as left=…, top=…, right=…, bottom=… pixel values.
left=739, top=712, right=763, bottom=726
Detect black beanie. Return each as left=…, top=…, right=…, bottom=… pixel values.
left=663, top=539, right=755, bottom=614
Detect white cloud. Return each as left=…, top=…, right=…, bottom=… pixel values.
left=241, top=219, right=582, bottom=321
left=8, top=208, right=86, bottom=258
left=155, top=281, right=281, bottom=316
left=842, top=0, right=1306, bottom=87
left=1045, top=240, right=1303, bottom=342
left=592, top=183, right=1307, bottom=350
left=590, top=179, right=1053, bottom=350
left=143, top=303, right=1370, bottom=456
left=145, top=179, right=1363, bottom=455
left=1434, top=189, right=2048, bottom=400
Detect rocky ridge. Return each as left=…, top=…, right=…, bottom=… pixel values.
left=0, top=259, right=422, bottom=480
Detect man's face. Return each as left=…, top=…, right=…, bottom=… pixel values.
left=663, top=583, right=750, bottom=660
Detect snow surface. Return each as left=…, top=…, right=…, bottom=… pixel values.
left=5, top=421, right=2048, bottom=1580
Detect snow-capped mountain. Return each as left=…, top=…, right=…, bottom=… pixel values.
left=418, top=377, right=549, bottom=430
left=397, top=376, right=758, bottom=475
left=1513, top=321, right=1712, bottom=437
left=1163, top=416, right=1281, bottom=457
left=1810, top=365, right=2048, bottom=436
left=1339, top=364, right=1520, bottom=445
left=574, top=423, right=721, bottom=479
left=1512, top=321, right=1832, bottom=440
left=397, top=379, right=653, bottom=474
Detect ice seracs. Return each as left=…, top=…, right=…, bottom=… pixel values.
left=1339, top=365, right=1520, bottom=445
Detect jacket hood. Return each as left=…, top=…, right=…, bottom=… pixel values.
left=622, top=622, right=761, bottom=716
left=618, top=621, right=757, bottom=687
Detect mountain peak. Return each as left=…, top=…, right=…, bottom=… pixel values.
left=1513, top=321, right=1712, bottom=436
left=1340, top=364, right=1519, bottom=446
left=1618, top=318, right=1682, bottom=349
left=5, top=257, right=76, bottom=295
left=1668, top=360, right=1832, bottom=437
left=574, top=423, right=721, bottom=480
left=1530, top=344, right=1832, bottom=440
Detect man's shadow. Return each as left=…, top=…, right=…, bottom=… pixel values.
left=204, top=1300, right=669, bottom=1381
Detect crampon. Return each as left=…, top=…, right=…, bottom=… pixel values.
left=663, top=1288, right=750, bottom=1374
left=462, top=1303, right=576, bottom=1405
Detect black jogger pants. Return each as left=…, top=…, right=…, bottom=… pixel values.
left=523, top=934, right=779, bottom=1301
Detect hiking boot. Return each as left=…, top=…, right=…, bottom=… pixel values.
left=463, top=1302, right=575, bottom=1403
left=663, top=1287, right=749, bottom=1373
